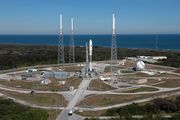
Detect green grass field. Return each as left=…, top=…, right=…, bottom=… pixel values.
left=0, top=77, right=81, bottom=91
left=0, top=90, right=67, bottom=107
left=154, top=78, right=180, bottom=88
left=88, top=79, right=116, bottom=91
left=124, top=87, right=159, bottom=93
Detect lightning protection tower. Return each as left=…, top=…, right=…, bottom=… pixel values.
left=111, top=13, right=117, bottom=61
left=69, top=18, right=75, bottom=63
left=58, top=14, right=65, bottom=67
left=111, top=13, right=117, bottom=83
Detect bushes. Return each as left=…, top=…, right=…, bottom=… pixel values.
left=0, top=44, right=180, bottom=70
left=85, top=96, right=180, bottom=120
left=106, top=103, right=159, bottom=116
left=154, top=98, right=178, bottom=113
left=0, top=98, right=48, bottom=120
left=105, top=96, right=180, bottom=120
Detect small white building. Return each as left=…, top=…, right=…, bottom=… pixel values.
left=99, top=76, right=111, bottom=81
left=151, top=56, right=167, bottom=60
left=40, top=79, right=51, bottom=85
left=26, top=69, right=38, bottom=73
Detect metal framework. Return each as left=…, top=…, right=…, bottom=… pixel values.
left=58, top=14, right=65, bottom=67
left=111, top=13, right=117, bottom=83
left=111, top=14, right=117, bottom=61
left=69, top=18, right=75, bottom=63
left=111, top=34, right=117, bottom=61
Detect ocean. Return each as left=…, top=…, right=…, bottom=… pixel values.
left=0, top=34, right=179, bottom=50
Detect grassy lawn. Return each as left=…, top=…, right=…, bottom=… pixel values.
left=123, top=60, right=135, bottom=68
left=124, top=87, right=159, bottom=93
left=0, top=90, right=67, bottom=107
left=78, top=89, right=180, bottom=108
left=63, top=66, right=83, bottom=72
left=88, top=80, right=116, bottom=91
left=104, top=66, right=111, bottom=73
left=76, top=110, right=106, bottom=117
left=78, top=94, right=141, bottom=107
left=145, top=78, right=163, bottom=85
left=121, top=72, right=180, bottom=78
left=104, top=66, right=121, bottom=73
left=121, top=72, right=150, bottom=77
left=47, top=110, right=61, bottom=120
left=154, top=78, right=180, bottom=88
left=145, top=64, right=176, bottom=71
left=120, top=69, right=135, bottom=73
left=0, top=77, right=81, bottom=91
left=174, top=69, right=180, bottom=74
left=0, top=80, right=38, bottom=89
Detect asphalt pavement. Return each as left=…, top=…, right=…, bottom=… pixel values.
left=56, top=78, right=92, bottom=120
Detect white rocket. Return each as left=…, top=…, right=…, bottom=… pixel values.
left=89, top=39, right=93, bottom=71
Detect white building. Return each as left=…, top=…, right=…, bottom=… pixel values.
left=136, top=60, right=145, bottom=71
left=40, top=79, right=51, bottom=85
left=151, top=56, right=167, bottom=60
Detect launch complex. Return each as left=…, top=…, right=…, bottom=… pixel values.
left=0, top=14, right=180, bottom=120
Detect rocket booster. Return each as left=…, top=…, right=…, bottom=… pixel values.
left=89, top=39, right=93, bottom=56
left=89, top=39, right=93, bottom=72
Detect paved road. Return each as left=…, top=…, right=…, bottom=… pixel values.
left=0, top=61, right=179, bottom=120
left=56, top=78, right=92, bottom=120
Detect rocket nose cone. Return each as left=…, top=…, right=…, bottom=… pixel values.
left=89, top=39, right=92, bottom=45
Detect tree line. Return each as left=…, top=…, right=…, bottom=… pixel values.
left=0, top=44, right=179, bottom=70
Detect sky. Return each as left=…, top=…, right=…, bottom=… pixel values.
left=0, top=0, right=180, bottom=34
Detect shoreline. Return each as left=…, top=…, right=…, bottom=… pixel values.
left=0, top=43, right=179, bottom=52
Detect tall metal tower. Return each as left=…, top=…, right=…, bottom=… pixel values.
left=111, top=13, right=117, bottom=61
left=58, top=14, right=65, bottom=67
left=69, top=18, right=75, bottom=63
left=110, top=13, right=117, bottom=83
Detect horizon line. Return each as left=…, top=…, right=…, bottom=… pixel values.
left=0, top=33, right=180, bottom=35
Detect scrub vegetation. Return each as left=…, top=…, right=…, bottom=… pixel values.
left=85, top=96, right=180, bottom=120
left=0, top=44, right=180, bottom=70
left=0, top=97, right=49, bottom=120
